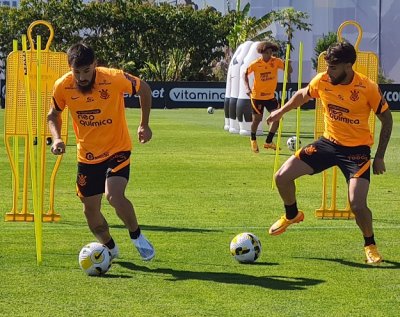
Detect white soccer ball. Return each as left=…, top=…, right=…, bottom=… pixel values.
left=287, top=136, right=301, bottom=152
left=207, top=106, right=214, bottom=114
left=78, top=242, right=112, bottom=276
left=230, top=232, right=262, bottom=263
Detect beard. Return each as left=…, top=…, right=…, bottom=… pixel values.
left=329, top=71, right=347, bottom=85
left=76, top=73, right=95, bottom=93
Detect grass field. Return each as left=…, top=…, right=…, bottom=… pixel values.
left=1, top=108, right=399, bottom=317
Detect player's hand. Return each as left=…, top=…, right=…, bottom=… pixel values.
left=51, top=138, right=65, bottom=155
left=372, top=157, right=386, bottom=175
left=137, top=124, right=152, bottom=144
left=266, top=109, right=283, bottom=125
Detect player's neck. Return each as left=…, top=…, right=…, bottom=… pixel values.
left=341, top=70, right=354, bottom=85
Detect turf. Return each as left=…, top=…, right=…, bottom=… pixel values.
left=0, top=108, right=399, bottom=317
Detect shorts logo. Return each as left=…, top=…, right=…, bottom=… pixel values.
left=350, top=90, right=359, bottom=101
left=348, top=154, right=369, bottom=166
left=304, top=145, right=317, bottom=155
left=77, top=174, right=87, bottom=187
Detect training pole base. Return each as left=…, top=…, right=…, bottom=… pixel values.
left=315, top=209, right=355, bottom=219
left=5, top=212, right=61, bottom=222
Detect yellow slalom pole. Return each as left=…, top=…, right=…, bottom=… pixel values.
left=296, top=42, right=303, bottom=150
left=272, top=43, right=290, bottom=189
left=35, top=35, right=44, bottom=264
left=12, top=40, right=20, bottom=213
left=22, top=34, right=42, bottom=265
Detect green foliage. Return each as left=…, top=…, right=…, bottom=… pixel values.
left=311, top=32, right=337, bottom=71
left=226, top=1, right=275, bottom=52
left=0, top=0, right=230, bottom=81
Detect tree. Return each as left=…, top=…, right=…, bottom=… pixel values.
left=311, top=32, right=337, bottom=71
left=226, top=0, right=275, bottom=54
left=272, top=7, right=312, bottom=81
left=0, top=0, right=231, bottom=81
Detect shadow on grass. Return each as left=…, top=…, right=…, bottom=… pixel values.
left=296, top=257, right=400, bottom=269
left=110, top=224, right=223, bottom=233
left=58, top=222, right=222, bottom=233
left=116, top=261, right=324, bottom=290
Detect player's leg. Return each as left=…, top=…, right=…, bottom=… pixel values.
left=269, top=138, right=336, bottom=235
left=348, top=178, right=373, bottom=236
left=105, top=152, right=155, bottom=261
left=264, top=98, right=280, bottom=150
left=77, top=161, right=119, bottom=259
left=268, top=156, right=312, bottom=235
left=348, top=177, right=382, bottom=264
left=250, top=98, right=263, bottom=153
left=105, top=176, right=137, bottom=232
left=80, top=194, right=111, bottom=243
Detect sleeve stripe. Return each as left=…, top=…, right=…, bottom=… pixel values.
left=131, top=82, right=137, bottom=95
left=52, top=97, right=62, bottom=111
left=376, top=101, right=383, bottom=114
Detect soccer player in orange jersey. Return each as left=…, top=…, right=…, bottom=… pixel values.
left=47, top=43, right=155, bottom=261
left=266, top=42, right=393, bottom=264
left=244, top=41, right=292, bottom=153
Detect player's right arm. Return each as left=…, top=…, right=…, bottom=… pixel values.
left=243, top=69, right=252, bottom=96
left=47, top=107, right=66, bottom=155
left=266, top=87, right=312, bottom=124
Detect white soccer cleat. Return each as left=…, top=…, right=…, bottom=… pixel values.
left=132, top=234, right=155, bottom=261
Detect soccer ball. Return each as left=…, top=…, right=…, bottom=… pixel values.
left=78, top=242, right=112, bottom=276
left=287, top=136, right=301, bottom=152
left=207, top=106, right=214, bottom=114
left=230, top=232, right=262, bottom=263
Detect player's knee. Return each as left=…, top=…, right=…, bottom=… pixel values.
left=349, top=201, right=368, bottom=215
left=105, top=192, right=124, bottom=209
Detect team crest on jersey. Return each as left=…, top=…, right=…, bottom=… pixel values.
left=99, top=89, right=110, bottom=100
left=77, top=174, right=87, bottom=187
left=350, top=90, right=359, bottom=101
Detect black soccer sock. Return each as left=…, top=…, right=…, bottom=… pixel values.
left=129, top=227, right=141, bottom=240
left=364, top=235, right=376, bottom=247
left=251, top=133, right=256, bottom=141
left=105, top=237, right=116, bottom=249
left=284, top=202, right=298, bottom=220
left=266, top=132, right=275, bottom=144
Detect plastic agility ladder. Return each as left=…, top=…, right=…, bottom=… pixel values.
left=4, top=20, right=69, bottom=223
left=314, top=20, right=378, bottom=219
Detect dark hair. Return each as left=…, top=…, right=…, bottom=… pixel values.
left=67, top=43, right=95, bottom=68
left=256, top=41, right=279, bottom=54
left=324, top=41, right=356, bottom=65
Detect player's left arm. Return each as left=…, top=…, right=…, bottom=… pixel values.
left=136, top=79, right=153, bottom=144
left=373, top=108, right=393, bottom=175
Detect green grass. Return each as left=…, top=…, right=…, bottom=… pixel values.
left=1, top=108, right=399, bottom=317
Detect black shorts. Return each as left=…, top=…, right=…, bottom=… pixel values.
left=250, top=98, right=279, bottom=115
left=296, top=137, right=371, bottom=182
left=76, top=151, right=131, bottom=197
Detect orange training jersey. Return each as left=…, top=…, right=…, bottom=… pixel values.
left=246, top=56, right=284, bottom=100
left=308, top=71, right=389, bottom=147
left=51, top=67, right=141, bottom=163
